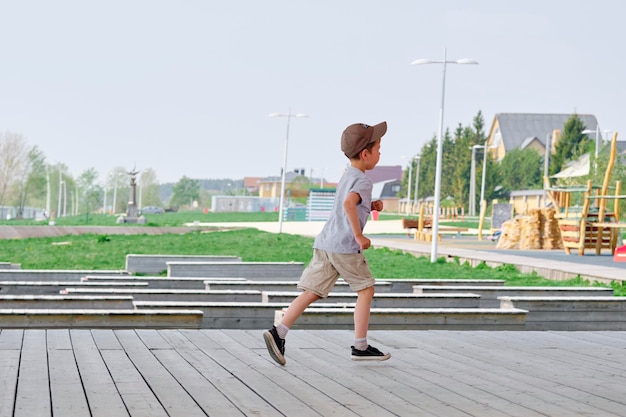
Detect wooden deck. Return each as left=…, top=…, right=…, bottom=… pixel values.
left=2, top=329, right=625, bottom=417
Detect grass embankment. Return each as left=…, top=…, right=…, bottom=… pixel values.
left=2, top=227, right=623, bottom=295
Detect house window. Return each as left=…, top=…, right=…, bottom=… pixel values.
left=391, top=185, right=400, bottom=193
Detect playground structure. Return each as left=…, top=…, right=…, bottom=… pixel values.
left=545, top=132, right=626, bottom=255
left=403, top=205, right=468, bottom=241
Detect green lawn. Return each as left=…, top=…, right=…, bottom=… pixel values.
left=1, top=224, right=623, bottom=295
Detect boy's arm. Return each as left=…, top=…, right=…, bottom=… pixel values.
left=343, top=191, right=371, bottom=250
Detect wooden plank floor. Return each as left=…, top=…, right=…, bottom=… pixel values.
left=1, top=329, right=626, bottom=416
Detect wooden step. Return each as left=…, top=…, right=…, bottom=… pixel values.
left=274, top=307, right=527, bottom=330
left=0, top=309, right=203, bottom=329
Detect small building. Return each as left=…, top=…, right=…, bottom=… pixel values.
left=366, top=165, right=402, bottom=212
left=508, top=189, right=547, bottom=216
left=243, top=177, right=261, bottom=194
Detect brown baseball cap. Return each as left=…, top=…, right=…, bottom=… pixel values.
left=341, top=121, right=387, bottom=158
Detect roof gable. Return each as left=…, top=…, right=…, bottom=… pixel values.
left=364, top=165, right=402, bottom=184
left=493, top=113, right=599, bottom=151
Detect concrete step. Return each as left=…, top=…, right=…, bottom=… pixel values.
left=0, top=281, right=149, bottom=295
left=82, top=275, right=246, bottom=289
left=167, top=261, right=304, bottom=279
left=0, top=270, right=130, bottom=282
left=414, top=285, right=615, bottom=308
left=379, top=278, right=505, bottom=292
left=203, top=279, right=393, bottom=292
left=134, top=301, right=296, bottom=329
left=499, top=296, right=626, bottom=330
left=62, top=288, right=262, bottom=302
left=261, top=291, right=482, bottom=308
left=274, top=307, right=528, bottom=330
left=125, top=254, right=242, bottom=274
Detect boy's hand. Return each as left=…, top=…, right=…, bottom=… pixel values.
left=355, top=234, right=371, bottom=250
left=371, top=200, right=383, bottom=212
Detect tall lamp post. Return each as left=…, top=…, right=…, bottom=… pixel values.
left=413, top=155, right=421, bottom=211
left=469, top=145, right=479, bottom=217
left=412, top=49, right=478, bottom=262
left=582, top=126, right=611, bottom=175
left=479, top=142, right=497, bottom=218
left=406, top=158, right=413, bottom=215
left=269, top=110, right=308, bottom=233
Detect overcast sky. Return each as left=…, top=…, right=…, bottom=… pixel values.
left=1, top=1, right=624, bottom=185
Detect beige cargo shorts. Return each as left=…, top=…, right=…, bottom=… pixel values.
left=298, top=248, right=375, bottom=298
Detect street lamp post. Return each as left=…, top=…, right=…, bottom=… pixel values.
left=469, top=145, right=479, bottom=217
left=543, top=132, right=552, bottom=206
left=412, top=49, right=478, bottom=262
left=479, top=141, right=496, bottom=218
left=269, top=110, right=308, bottom=233
left=582, top=126, right=611, bottom=176
left=406, top=160, right=413, bottom=215
left=413, top=156, right=421, bottom=210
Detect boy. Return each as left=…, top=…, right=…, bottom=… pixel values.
left=263, top=121, right=391, bottom=366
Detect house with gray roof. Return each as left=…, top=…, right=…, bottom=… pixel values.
left=486, top=113, right=601, bottom=161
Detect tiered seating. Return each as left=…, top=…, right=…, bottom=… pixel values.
left=1, top=256, right=623, bottom=330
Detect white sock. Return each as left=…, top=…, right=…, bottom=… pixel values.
left=276, top=323, right=289, bottom=339
left=354, top=337, right=368, bottom=351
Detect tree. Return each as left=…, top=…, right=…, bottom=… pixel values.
left=104, top=167, right=131, bottom=214
left=139, top=168, right=162, bottom=208
left=15, top=146, right=47, bottom=218
left=550, top=114, right=590, bottom=176
left=288, top=175, right=313, bottom=198
left=76, top=168, right=102, bottom=216
left=170, top=176, right=200, bottom=209
left=498, top=148, right=543, bottom=191
left=0, top=132, right=29, bottom=208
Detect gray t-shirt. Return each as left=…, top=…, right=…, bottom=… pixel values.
left=313, top=166, right=372, bottom=254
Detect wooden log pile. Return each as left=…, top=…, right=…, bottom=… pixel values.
left=496, top=208, right=562, bottom=250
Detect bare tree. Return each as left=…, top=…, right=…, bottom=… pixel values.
left=15, top=146, right=47, bottom=218
left=0, top=132, right=29, bottom=209
left=139, top=167, right=162, bottom=208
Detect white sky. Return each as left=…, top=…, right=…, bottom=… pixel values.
left=1, top=1, right=624, bottom=184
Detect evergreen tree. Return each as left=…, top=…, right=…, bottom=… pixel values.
left=499, top=148, right=543, bottom=191
left=550, top=114, right=590, bottom=176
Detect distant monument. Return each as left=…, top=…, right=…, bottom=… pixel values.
left=117, top=167, right=146, bottom=224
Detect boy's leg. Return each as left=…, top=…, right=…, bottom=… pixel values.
left=351, top=285, right=390, bottom=361
left=281, top=290, right=321, bottom=328
left=264, top=290, right=322, bottom=366
left=354, top=286, right=374, bottom=339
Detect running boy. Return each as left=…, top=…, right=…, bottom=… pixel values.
left=264, top=121, right=391, bottom=366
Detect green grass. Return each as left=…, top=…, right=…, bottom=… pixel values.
left=2, top=227, right=623, bottom=295
left=0, top=211, right=283, bottom=227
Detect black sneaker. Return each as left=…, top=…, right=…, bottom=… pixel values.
left=351, top=345, right=391, bottom=361
left=263, top=326, right=286, bottom=366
